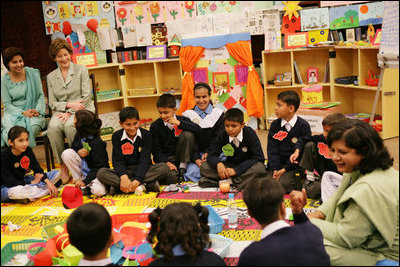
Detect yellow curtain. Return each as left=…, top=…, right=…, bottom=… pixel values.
left=226, top=41, right=264, bottom=117
left=177, top=46, right=205, bottom=115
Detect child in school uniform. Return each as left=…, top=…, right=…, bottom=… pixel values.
left=147, top=202, right=226, bottom=266
left=199, top=108, right=266, bottom=189
left=61, top=110, right=110, bottom=196
left=267, top=90, right=312, bottom=193
left=150, top=94, right=201, bottom=182
left=1, top=126, right=61, bottom=203
left=289, top=113, right=346, bottom=199
left=182, top=82, right=225, bottom=182
left=238, top=177, right=330, bottom=266
left=97, top=107, right=173, bottom=194
left=67, top=203, right=118, bottom=266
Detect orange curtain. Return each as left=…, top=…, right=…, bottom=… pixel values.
left=177, top=46, right=205, bottom=115
left=226, top=41, right=264, bottom=117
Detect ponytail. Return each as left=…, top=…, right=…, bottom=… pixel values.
left=147, top=207, right=162, bottom=244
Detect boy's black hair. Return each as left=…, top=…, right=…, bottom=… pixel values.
left=322, top=113, right=347, bottom=127
left=243, top=177, right=285, bottom=225
left=67, top=203, right=112, bottom=257
left=119, top=106, right=139, bottom=122
left=193, top=82, right=212, bottom=95
left=156, top=93, right=176, bottom=108
left=8, top=126, right=29, bottom=142
left=327, top=119, right=393, bottom=175
left=277, top=90, right=300, bottom=112
left=74, top=110, right=102, bottom=138
left=147, top=202, right=211, bottom=261
left=224, top=108, right=244, bottom=124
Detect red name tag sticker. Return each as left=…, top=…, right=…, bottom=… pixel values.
left=20, top=156, right=30, bottom=170
left=318, top=142, right=331, bottom=159
left=121, top=142, right=134, bottom=155
left=273, top=131, right=288, bottom=141
left=174, top=125, right=182, bottom=137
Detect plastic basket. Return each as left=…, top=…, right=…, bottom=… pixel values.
left=205, top=205, right=224, bottom=234
left=1, top=239, right=45, bottom=266
left=97, top=89, right=121, bottom=101
left=209, top=234, right=233, bottom=259
left=41, top=221, right=67, bottom=239
left=110, top=213, right=150, bottom=230
left=127, top=88, right=156, bottom=96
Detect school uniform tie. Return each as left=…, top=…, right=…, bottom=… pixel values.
left=285, top=122, right=292, bottom=132
left=232, top=137, right=240, bottom=148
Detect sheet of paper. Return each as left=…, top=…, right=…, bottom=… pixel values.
left=135, top=23, right=152, bottom=46
left=122, top=25, right=137, bottom=48
left=301, top=7, right=330, bottom=31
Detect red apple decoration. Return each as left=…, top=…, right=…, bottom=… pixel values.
left=219, top=182, right=230, bottom=193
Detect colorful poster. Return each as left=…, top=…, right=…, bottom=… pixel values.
left=301, top=8, right=330, bottom=31
left=58, top=3, right=70, bottom=19
left=245, top=9, right=280, bottom=35
left=281, top=14, right=301, bottom=34
left=329, top=5, right=359, bottom=30
left=151, top=23, right=168, bottom=46
left=321, top=1, right=368, bottom=7
left=358, top=2, right=384, bottom=26
left=86, top=1, right=99, bottom=16
left=197, top=1, right=241, bottom=16
left=308, top=29, right=329, bottom=44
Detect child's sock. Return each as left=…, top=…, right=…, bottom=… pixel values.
left=306, top=170, right=316, bottom=182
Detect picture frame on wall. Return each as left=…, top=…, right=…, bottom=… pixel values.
left=307, top=67, right=319, bottom=83
left=285, top=32, right=309, bottom=49
left=146, top=45, right=167, bottom=60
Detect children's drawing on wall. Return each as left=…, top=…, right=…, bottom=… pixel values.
left=329, top=5, right=359, bottom=30
left=307, top=67, right=319, bottom=83
left=301, top=7, right=329, bottom=31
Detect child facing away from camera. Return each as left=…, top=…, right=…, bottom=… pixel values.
left=238, top=177, right=330, bottom=266
left=67, top=203, right=118, bottom=266
left=150, top=93, right=201, bottom=182
left=267, top=90, right=312, bottom=193
left=289, top=113, right=347, bottom=200
left=199, top=108, right=266, bottom=190
left=1, top=126, right=61, bottom=203
left=97, top=107, right=174, bottom=194
left=61, top=109, right=110, bottom=196
left=147, top=202, right=226, bottom=266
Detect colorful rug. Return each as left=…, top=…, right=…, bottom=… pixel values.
left=1, top=180, right=320, bottom=266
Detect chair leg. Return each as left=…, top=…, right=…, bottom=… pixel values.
left=43, top=136, right=52, bottom=171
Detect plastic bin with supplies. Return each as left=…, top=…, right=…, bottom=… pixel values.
left=110, top=213, right=151, bottom=230
left=1, top=239, right=45, bottom=266
left=205, top=205, right=225, bottom=234
left=209, top=234, right=234, bottom=258
left=41, top=221, right=67, bottom=239
left=96, top=89, right=121, bottom=101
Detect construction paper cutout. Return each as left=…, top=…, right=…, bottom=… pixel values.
left=281, top=15, right=301, bottom=34
left=222, top=144, right=235, bottom=157
left=45, top=21, right=53, bottom=34
left=71, top=2, right=85, bottom=18
left=273, top=131, right=288, bottom=141
left=86, top=1, right=99, bottom=16
left=53, top=22, right=61, bottom=33
left=58, top=3, right=70, bottom=19
left=101, top=1, right=113, bottom=13
left=223, top=96, right=237, bottom=110
left=87, top=18, right=98, bottom=32
left=282, top=1, right=302, bottom=20
left=20, top=156, right=30, bottom=170
left=149, top=2, right=161, bottom=23
left=308, top=29, right=329, bottom=44
left=122, top=142, right=134, bottom=155
left=62, top=21, right=72, bottom=35
left=318, top=142, right=331, bottom=159
left=173, top=125, right=182, bottom=137
left=82, top=141, right=92, bottom=152
left=45, top=5, right=58, bottom=19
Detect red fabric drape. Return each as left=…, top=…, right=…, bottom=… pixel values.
left=226, top=41, right=264, bottom=117
left=177, top=46, right=205, bottom=115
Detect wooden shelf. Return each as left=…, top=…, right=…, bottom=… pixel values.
left=333, top=83, right=378, bottom=91
left=100, top=134, right=112, bottom=142
left=97, top=96, right=124, bottom=103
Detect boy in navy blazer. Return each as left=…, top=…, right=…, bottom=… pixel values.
left=238, top=177, right=330, bottom=266
left=267, top=90, right=311, bottom=193
left=150, top=94, right=202, bottom=182
left=97, top=107, right=173, bottom=193
left=199, top=108, right=266, bottom=189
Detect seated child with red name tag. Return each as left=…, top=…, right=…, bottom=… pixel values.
left=97, top=107, right=173, bottom=194
left=150, top=94, right=201, bottom=183
left=1, top=126, right=60, bottom=203
left=267, top=90, right=311, bottom=193
left=289, top=113, right=346, bottom=200
left=199, top=108, right=266, bottom=190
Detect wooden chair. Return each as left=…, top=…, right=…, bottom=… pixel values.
left=39, top=73, right=98, bottom=170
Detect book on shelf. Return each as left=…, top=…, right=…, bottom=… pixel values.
left=338, top=31, right=344, bottom=41
left=323, top=62, right=329, bottom=83
left=355, top=27, right=361, bottom=41
left=293, top=61, right=303, bottom=84
left=332, top=30, right=339, bottom=42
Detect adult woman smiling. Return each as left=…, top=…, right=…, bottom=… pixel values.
left=182, top=82, right=225, bottom=182
left=46, top=38, right=95, bottom=183
left=1, top=47, right=46, bottom=148
left=294, top=119, right=399, bottom=265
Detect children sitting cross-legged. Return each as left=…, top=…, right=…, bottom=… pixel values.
left=150, top=93, right=201, bottom=182
left=67, top=203, right=118, bottom=266
left=289, top=113, right=347, bottom=200
left=238, top=177, right=330, bottom=266
left=97, top=107, right=174, bottom=194
left=199, top=108, right=266, bottom=190
left=267, top=90, right=312, bottom=193
left=147, top=202, right=226, bottom=266
left=1, top=126, right=61, bottom=204
left=61, top=110, right=110, bottom=196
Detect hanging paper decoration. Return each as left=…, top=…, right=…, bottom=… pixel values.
left=45, top=5, right=58, bottom=19
left=185, top=1, right=195, bottom=17
left=45, top=21, right=53, bottom=34
left=308, top=29, right=329, bottom=44
left=134, top=5, right=144, bottom=23
left=117, top=7, right=128, bottom=25
left=282, top=1, right=302, bottom=20
left=196, top=1, right=240, bottom=16
left=53, top=22, right=61, bottom=33
left=71, top=1, right=86, bottom=18
left=86, top=1, right=99, bottom=16
left=87, top=18, right=98, bottom=33
left=58, top=3, right=70, bottom=19
left=101, top=1, right=113, bottom=13
left=281, top=14, right=301, bottom=34
left=62, top=20, right=72, bottom=35
left=149, top=2, right=161, bottom=23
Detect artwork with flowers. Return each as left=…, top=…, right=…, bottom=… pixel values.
left=196, top=1, right=240, bottom=16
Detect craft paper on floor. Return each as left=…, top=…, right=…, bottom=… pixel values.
left=329, top=5, right=359, bottom=30
left=308, top=29, right=329, bottom=44
left=42, top=1, right=115, bottom=35
left=358, top=2, right=383, bottom=26
left=122, top=25, right=137, bottom=48
left=196, top=15, right=214, bottom=36
left=301, top=7, right=329, bottom=31
left=136, top=23, right=152, bottom=46
left=197, top=1, right=241, bottom=16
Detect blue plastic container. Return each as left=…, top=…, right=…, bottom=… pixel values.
left=205, top=205, right=225, bottom=234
